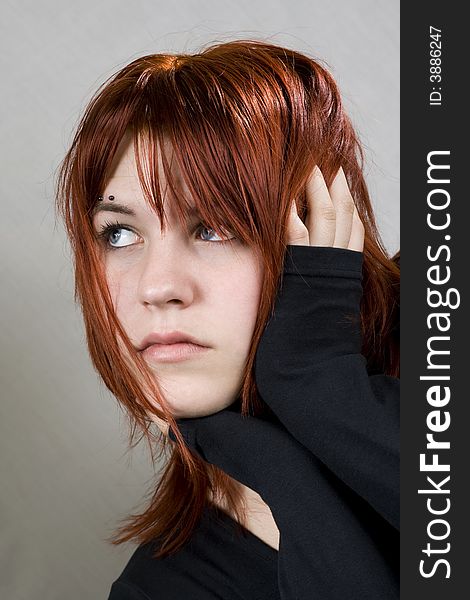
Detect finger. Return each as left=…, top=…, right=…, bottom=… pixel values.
left=348, top=205, right=365, bottom=252
left=305, top=166, right=336, bottom=247
left=328, top=167, right=355, bottom=249
left=286, top=199, right=309, bottom=246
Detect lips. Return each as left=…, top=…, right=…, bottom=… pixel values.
left=141, top=342, right=210, bottom=363
left=138, top=330, right=208, bottom=352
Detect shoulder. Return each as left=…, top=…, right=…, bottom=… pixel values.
left=107, top=539, right=204, bottom=600
left=108, top=578, right=153, bottom=599
left=107, top=542, right=175, bottom=599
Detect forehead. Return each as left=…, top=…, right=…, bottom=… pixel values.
left=105, top=130, right=183, bottom=193
left=98, top=132, right=197, bottom=222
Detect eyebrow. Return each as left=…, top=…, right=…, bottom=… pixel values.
left=92, top=200, right=200, bottom=218
left=92, top=201, right=137, bottom=217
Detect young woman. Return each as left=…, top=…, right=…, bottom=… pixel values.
left=55, top=39, right=399, bottom=599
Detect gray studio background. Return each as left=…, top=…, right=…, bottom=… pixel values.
left=0, top=1, right=399, bottom=598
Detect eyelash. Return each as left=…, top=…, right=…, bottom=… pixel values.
left=95, top=220, right=235, bottom=251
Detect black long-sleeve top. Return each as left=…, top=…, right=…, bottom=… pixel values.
left=108, top=245, right=400, bottom=599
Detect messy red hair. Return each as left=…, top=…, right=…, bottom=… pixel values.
left=55, top=39, right=399, bottom=558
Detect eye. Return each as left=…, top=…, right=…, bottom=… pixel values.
left=95, top=221, right=139, bottom=250
left=195, top=223, right=236, bottom=243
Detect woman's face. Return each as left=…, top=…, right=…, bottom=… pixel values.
left=92, top=132, right=264, bottom=426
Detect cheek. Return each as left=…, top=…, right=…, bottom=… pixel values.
left=218, top=263, right=263, bottom=344
left=105, top=267, right=134, bottom=327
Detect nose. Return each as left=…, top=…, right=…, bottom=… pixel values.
left=136, top=234, right=195, bottom=309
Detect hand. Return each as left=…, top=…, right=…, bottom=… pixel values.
left=254, top=165, right=365, bottom=380
left=287, top=166, right=365, bottom=251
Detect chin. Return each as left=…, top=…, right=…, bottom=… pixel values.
left=150, top=372, right=244, bottom=419
left=171, top=401, right=231, bottom=420
left=167, top=393, right=239, bottom=420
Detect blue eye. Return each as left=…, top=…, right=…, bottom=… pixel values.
left=196, top=224, right=235, bottom=243
left=96, top=221, right=139, bottom=250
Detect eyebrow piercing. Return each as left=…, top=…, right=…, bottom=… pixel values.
left=97, top=195, right=115, bottom=201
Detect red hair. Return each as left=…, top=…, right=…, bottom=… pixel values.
left=55, top=39, right=399, bottom=558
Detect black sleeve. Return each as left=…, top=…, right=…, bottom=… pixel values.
left=254, top=244, right=400, bottom=530
left=170, top=408, right=399, bottom=599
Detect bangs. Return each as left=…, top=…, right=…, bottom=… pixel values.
left=83, top=53, right=289, bottom=251
left=131, top=125, right=258, bottom=248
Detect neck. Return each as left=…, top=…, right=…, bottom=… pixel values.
left=211, top=479, right=280, bottom=551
